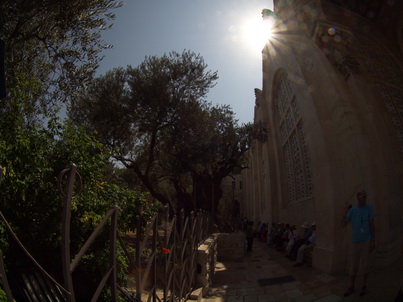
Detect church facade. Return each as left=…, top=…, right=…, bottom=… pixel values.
left=241, top=0, right=403, bottom=273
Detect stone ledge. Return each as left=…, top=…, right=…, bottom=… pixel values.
left=197, top=235, right=218, bottom=296
left=189, top=287, right=203, bottom=301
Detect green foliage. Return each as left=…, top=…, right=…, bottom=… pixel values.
left=0, top=113, right=157, bottom=299
left=0, top=288, right=6, bottom=301
left=0, top=108, right=59, bottom=250
left=0, top=1, right=161, bottom=299
left=69, top=51, right=266, bottom=215
left=0, top=0, right=123, bottom=120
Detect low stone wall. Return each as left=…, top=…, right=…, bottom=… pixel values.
left=196, top=234, right=218, bottom=296
left=196, top=232, right=246, bottom=297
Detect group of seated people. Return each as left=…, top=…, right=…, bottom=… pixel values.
left=257, top=220, right=317, bottom=267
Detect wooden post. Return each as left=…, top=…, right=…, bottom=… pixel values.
left=152, top=214, right=157, bottom=302
left=164, top=205, right=169, bottom=300
left=110, top=206, right=118, bottom=301
left=135, top=205, right=142, bottom=302
left=0, top=170, right=13, bottom=301
left=0, top=251, right=14, bottom=301
left=59, top=164, right=79, bottom=302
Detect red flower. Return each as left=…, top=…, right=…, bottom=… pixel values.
left=162, top=248, right=171, bottom=254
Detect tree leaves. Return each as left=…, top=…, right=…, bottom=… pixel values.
left=0, top=0, right=123, bottom=120
left=0, top=1, right=160, bottom=298
left=70, top=51, right=267, bottom=215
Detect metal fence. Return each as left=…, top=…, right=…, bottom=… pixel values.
left=0, top=164, right=212, bottom=301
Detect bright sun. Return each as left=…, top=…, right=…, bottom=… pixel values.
left=241, top=16, right=274, bottom=55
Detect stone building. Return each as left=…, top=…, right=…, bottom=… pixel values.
left=241, top=0, right=403, bottom=273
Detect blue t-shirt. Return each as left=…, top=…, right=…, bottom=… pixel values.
left=346, top=203, right=375, bottom=243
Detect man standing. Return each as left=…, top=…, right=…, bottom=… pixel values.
left=245, top=221, right=255, bottom=251
left=342, top=190, right=376, bottom=297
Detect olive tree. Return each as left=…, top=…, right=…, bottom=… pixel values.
left=0, top=0, right=122, bottom=121
left=70, top=51, right=266, bottom=217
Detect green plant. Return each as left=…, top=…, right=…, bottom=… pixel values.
left=0, top=288, right=7, bottom=301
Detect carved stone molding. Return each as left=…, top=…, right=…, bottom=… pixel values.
left=314, top=21, right=361, bottom=80
left=254, top=88, right=263, bottom=107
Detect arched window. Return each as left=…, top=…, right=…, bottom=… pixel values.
left=274, top=69, right=313, bottom=203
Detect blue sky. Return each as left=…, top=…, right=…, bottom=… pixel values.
left=98, top=0, right=274, bottom=125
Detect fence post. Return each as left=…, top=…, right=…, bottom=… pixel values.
left=135, top=204, right=142, bottom=302
left=171, top=214, right=177, bottom=300
left=110, top=206, right=118, bottom=301
left=163, top=205, right=169, bottom=300
left=164, top=205, right=169, bottom=249
left=58, top=164, right=82, bottom=302
left=0, top=247, right=14, bottom=301
left=152, top=213, right=157, bottom=302
left=0, top=167, right=11, bottom=301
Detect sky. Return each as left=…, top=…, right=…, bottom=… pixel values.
left=97, top=0, right=274, bottom=125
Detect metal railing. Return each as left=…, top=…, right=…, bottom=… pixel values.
left=128, top=205, right=212, bottom=301
left=0, top=164, right=212, bottom=301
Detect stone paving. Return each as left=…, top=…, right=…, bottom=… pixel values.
left=201, top=240, right=402, bottom=302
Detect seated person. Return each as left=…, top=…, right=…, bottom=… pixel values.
left=271, top=223, right=286, bottom=248
left=257, top=222, right=267, bottom=241
left=289, top=222, right=312, bottom=260
left=275, top=223, right=291, bottom=251
left=294, top=221, right=316, bottom=267
left=267, top=222, right=277, bottom=246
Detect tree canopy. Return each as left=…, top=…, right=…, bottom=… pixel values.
left=0, top=0, right=122, bottom=121
left=0, top=0, right=266, bottom=295
left=0, top=1, right=161, bottom=299
left=70, top=50, right=266, bottom=216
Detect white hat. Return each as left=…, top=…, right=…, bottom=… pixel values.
left=311, top=221, right=317, bottom=226
left=301, top=221, right=310, bottom=228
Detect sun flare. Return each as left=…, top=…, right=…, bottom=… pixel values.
left=241, top=16, right=274, bottom=55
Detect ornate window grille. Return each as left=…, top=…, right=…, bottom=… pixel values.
left=352, top=36, right=403, bottom=156
left=274, top=70, right=313, bottom=204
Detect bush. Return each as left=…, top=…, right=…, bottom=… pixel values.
left=0, top=116, right=158, bottom=300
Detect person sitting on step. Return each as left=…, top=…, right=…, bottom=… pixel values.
left=293, top=221, right=316, bottom=267
left=289, top=221, right=312, bottom=260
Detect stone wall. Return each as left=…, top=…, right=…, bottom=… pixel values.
left=241, top=0, right=403, bottom=274
left=196, top=233, right=246, bottom=296
left=196, top=235, right=217, bottom=296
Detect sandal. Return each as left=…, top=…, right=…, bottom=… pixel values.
left=343, top=287, right=354, bottom=297
left=359, top=285, right=367, bottom=296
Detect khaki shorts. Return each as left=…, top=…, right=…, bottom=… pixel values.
left=349, top=241, right=372, bottom=276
